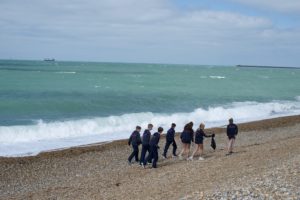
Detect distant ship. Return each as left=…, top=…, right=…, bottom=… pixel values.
left=43, top=58, right=55, bottom=62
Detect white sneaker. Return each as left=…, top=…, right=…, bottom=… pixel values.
left=187, top=156, right=193, bottom=161
left=179, top=155, right=183, bottom=160
left=162, top=155, right=167, bottom=159
left=198, top=157, right=204, bottom=161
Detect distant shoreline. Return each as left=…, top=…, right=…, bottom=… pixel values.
left=236, top=64, right=300, bottom=69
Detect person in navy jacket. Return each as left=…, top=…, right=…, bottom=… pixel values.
left=189, top=123, right=214, bottom=160
left=226, top=118, right=238, bottom=155
left=144, top=127, right=163, bottom=168
left=178, top=122, right=194, bottom=160
left=162, top=123, right=177, bottom=158
left=128, top=126, right=142, bottom=164
left=140, top=124, right=153, bottom=165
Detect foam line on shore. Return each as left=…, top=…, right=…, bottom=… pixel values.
left=0, top=98, right=300, bottom=157
left=1, top=115, right=300, bottom=161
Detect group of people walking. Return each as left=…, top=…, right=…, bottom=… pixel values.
left=128, top=118, right=238, bottom=168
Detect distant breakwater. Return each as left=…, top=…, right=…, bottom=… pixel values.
left=236, top=65, right=300, bottom=69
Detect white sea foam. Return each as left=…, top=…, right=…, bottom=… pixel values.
left=55, top=71, right=77, bottom=74
left=209, top=76, right=226, bottom=79
left=1, top=99, right=300, bottom=157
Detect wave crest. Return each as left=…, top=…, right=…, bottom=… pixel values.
left=1, top=99, right=300, bottom=156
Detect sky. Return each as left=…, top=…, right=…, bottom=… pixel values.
left=0, top=0, right=300, bottom=67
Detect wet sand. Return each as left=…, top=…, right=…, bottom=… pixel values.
left=1, top=115, right=300, bottom=199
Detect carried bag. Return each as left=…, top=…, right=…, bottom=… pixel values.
left=211, top=137, right=216, bottom=150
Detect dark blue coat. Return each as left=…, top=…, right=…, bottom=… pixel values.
left=195, top=129, right=210, bottom=144
left=180, top=129, right=194, bottom=143
left=149, top=132, right=160, bottom=148
left=166, top=128, right=175, bottom=142
left=227, top=123, right=238, bottom=137
left=128, top=131, right=141, bottom=146
left=142, top=129, right=151, bottom=145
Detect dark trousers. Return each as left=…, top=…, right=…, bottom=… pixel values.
left=128, top=144, right=139, bottom=162
left=144, top=146, right=158, bottom=168
left=140, top=144, right=150, bottom=164
left=163, top=139, right=177, bottom=157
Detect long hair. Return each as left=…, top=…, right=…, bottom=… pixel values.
left=184, top=122, right=194, bottom=131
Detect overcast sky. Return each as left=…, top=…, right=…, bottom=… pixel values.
left=0, top=0, right=300, bottom=66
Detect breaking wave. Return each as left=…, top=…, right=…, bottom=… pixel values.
left=1, top=98, right=300, bottom=156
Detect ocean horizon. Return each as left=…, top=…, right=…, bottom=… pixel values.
left=1, top=59, right=300, bottom=157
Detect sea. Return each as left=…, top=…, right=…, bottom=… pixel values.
left=1, top=60, right=300, bottom=157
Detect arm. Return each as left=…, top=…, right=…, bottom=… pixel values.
left=156, top=136, right=160, bottom=148
left=235, top=125, right=238, bottom=135
left=172, top=129, right=175, bottom=139
left=226, top=125, right=229, bottom=136
left=137, top=134, right=142, bottom=145
left=203, top=133, right=211, bottom=138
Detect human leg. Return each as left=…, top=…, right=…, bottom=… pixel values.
left=230, top=139, right=235, bottom=152
left=163, top=141, right=172, bottom=157
left=140, top=145, right=147, bottom=164
left=172, top=140, right=177, bottom=156
left=128, top=145, right=139, bottom=162
left=152, top=147, right=158, bottom=168
left=198, top=144, right=204, bottom=160
left=179, top=143, right=185, bottom=157
left=227, top=138, right=235, bottom=154
left=134, top=145, right=139, bottom=162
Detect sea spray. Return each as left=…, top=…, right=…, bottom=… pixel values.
left=1, top=99, right=300, bottom=156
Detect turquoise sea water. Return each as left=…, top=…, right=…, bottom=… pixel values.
left=1, top=60, right=300, bottom=156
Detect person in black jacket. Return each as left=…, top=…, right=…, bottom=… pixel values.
left=226, top=118, right=238, bottom=155
left=140, top=124, right=153, bottom=165
left=189, top=123, right=214, bottom=160
left=128, top=126, right=142, bottom=164
left=162, top=123, right=177, bottom=158
left=144, top=127, right=163, bottom=168
left=178, top=122, right=194, bottom=160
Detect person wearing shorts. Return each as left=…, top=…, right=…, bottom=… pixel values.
left=178, top=122, right=194, bottom=160
left=189, top=123, right=214, bottom=160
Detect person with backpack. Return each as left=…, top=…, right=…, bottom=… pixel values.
left=226, top=118, right=238, bottom=155
left=189, top=123, right=215, bottom=160
left=178, top=122, right=194, bottom=160
left=140, top=124, right=153, bottom=166
left=143, top=127, right=163, bottom=168
left=162, top=123, right=177, bottom=158
left=128, top=126, right=142, bottom=164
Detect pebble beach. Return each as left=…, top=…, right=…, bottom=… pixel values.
left=1, top=115, right=300, bottom=200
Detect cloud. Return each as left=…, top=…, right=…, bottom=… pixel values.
left=0, top=0, right=299, bottom=66
left=0, top=0, right=273, bottom=42
left=230, top=0, right=300, bottom=13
